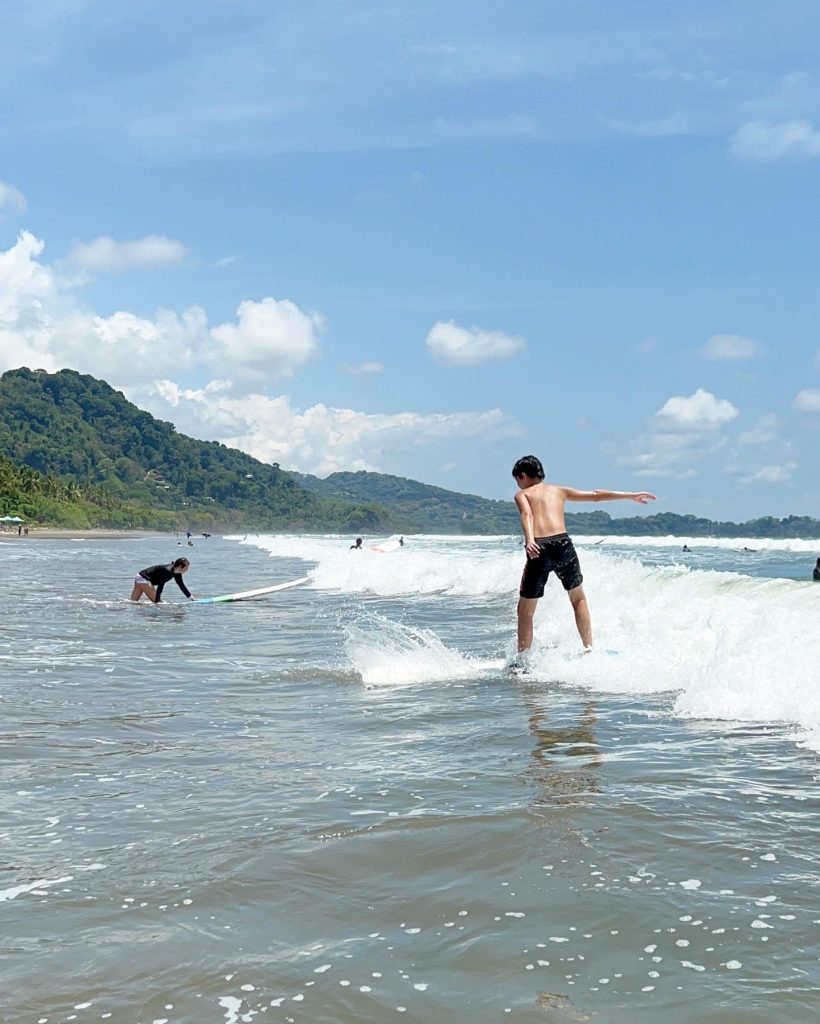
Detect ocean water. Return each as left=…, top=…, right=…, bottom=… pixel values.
left=1, top=532, right=819, bottom=1024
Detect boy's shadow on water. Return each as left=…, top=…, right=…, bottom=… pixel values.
left=518, top=682, right=602, bottom=811
left=515, top=688, right=602, bottom=1024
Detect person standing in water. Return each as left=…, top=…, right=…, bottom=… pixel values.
left=512, top=455, right=656, bottom=656
left=130, top=557, right=193, bottom=603
left=813, top=557, right=820, bottom=581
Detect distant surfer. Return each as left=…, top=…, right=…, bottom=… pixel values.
left=511, top=455, right=656, bottom=658
left=399, top=536, right=404, bottom=547
left=682, top=544, right=691, bottom=553
left=130, top=557, right=193, bottom=603
left=814, top=557, right=820, bottom=582
left=350, top=537, right=363, bottom=550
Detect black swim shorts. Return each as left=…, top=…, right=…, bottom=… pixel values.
left=519, top=533, right=583, bottom=598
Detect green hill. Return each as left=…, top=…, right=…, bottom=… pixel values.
left=563, top=509, right=820, bottom=539
left=294, top=470, right=519, bottom=533
left=296, top=471, right=820, bottom=538
left=0, top=368, right=387, bottom=531
left=2, top=367, right=819, bottom=537
left=0, top=451, right=176, bottom=529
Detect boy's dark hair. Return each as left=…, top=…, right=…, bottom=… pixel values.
left=172, top=557, right=190, bottom=569
left=512, top=455, right=545, bottom=480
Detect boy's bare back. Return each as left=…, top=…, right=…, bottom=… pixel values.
left=514, top=482, right=576, bottom=538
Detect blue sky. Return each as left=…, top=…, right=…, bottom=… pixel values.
left=1, top=0, right=819, bottom=520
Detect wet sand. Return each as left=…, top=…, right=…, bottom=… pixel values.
left=0, top=529, right=165, bottom=541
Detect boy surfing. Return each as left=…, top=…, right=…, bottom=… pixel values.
left=512, top=455, right=655, bottom=658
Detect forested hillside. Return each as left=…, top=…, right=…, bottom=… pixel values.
left=0, top=368, right=387, bottom=530
left=298, top=471, right=820, bottom=538
left=0, top=452, right=181, bottom=529
left=2, top=368, right=818, bottom=536
left=562, top=509, right=820, bottom=538
left=294, top=470, right=519, bottom=533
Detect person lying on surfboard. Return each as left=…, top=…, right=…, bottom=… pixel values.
left=130, top=557, right=194, bottom=603
left=511, top=455, right=655, bottom=660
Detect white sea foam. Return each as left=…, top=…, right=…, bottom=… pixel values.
left=239, top=533, right=520, bottom=597
left=576, top=535, right=820, bottom=554
left=345, top=612, right=504, bottom=686
left=0, top=875, right=74, bottom=902
left=237, top=534, right=820, bottom=746
left=231, top=530, right=820, bottom=555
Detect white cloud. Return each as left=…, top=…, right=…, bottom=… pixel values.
left=654, top=388, right=739, bottom=430
left=615, top=389, right=739, bottom=478
left=85, top=306, right=206, bottom=378
left=0, top=231, right=55, bottom=317
left=0, top=231, right=319, bottom=387
left=138, top=381, right=513, bottom=477
left=0, top=230, right=515, bottom=477
left=426, top=320, right=524, bottom=365
left=725, top=413, right=794, bottom=487
left=738, top=414, right=780, bottom=445
left=67, top=235, right=189, bottom=273
left=793, top=389, right=820, bottom=412
left=701, top=333, right=765, bottom=360
left=210, top=297, right=322, bottom=381
left=0, top=181, right=26, bottom=215
left=348, top=361, right=383, bottom=376
left=729, top=120, right=820, bottom=162
left=615, top=431, right=719, bottom=478
left=741, top=463, right=796, bottom=484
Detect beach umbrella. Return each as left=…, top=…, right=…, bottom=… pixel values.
left=9, top=516, right=24, bottom=522
left=0, top=515, right=15, bottom=522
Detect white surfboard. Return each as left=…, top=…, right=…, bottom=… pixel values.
left=194, top=576, right=309, bottom=605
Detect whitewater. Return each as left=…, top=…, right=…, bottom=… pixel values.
left=242, top=532, right=820, bottom=750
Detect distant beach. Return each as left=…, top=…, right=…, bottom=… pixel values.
left=0, top=528, right=163, bottom=541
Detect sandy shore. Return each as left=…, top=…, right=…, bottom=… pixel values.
left=0, top=529, right=166, bottom=541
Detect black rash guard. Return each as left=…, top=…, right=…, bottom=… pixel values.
left=138, top=564, right=192, bottom=602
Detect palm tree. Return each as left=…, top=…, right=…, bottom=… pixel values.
left=19, top=468, right=40, bottom=496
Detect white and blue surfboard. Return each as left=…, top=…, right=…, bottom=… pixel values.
left=194, top=576, right=309, bottom=605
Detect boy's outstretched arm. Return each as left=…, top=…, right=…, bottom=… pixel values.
left=562, top=487, right=657, bottom=504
